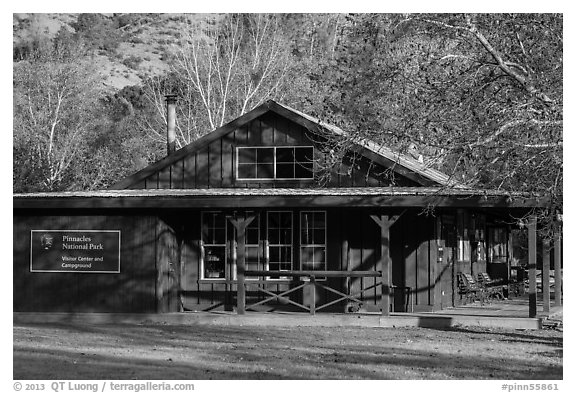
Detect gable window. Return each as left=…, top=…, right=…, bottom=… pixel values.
left=236, top=147, right=314, bottom=180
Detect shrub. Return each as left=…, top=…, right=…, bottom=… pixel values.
left=122, top=55, right=143, bottom=70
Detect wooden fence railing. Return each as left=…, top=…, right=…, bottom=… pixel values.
left=241, top=270, right=385, bottom=315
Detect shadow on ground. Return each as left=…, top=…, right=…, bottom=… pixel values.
left=13, top=323, right=563, bottom=380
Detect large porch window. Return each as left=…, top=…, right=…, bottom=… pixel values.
left=488, top=227, right=508, bottom=263
left=201, top=211, right=261, bottom=280
left=300, top=211, right=326, bottom=271
left=266, top=211, right=293, bottom=273
left=201, top=211, right=227, bottom=279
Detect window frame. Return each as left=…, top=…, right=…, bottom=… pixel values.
left=265, top=210, right=294, bottom=279
left=299, top=210, right=327, bottom=272
left=487, top=226, right=508, bottom=264
left=233, top=212, right=261, bottom=281
left=200, top=211, right=262, bottom=282
left=200, top=211, right=228, bottom=281
left=236, top=146, right=314, bottom=181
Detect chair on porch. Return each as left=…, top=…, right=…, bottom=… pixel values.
left=457, top=272, right=487, bottom=305
left=477, top=272, right=506, bottom=300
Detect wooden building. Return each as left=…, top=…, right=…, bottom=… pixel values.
left=13, top=100, right=559, bottom=316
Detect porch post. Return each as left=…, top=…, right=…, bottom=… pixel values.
left=542, top=238, right=551, bottom=313
left=527, top=216, right=537, bottom=318
left=371, top=214, right=399, bottom=317
left=229, top=215, right=255, bottom=315
left=554, top=230, right=562, bottom=307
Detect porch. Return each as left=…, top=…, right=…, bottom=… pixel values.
left=13, top=294, right=562, bottom=331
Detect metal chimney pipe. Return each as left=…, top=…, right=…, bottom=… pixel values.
left=165, top=94, right=177, bottom=155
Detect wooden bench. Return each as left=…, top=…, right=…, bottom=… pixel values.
left=477, top=272, right=505, bottom=300
left=458, top=272, right=487, bottom=305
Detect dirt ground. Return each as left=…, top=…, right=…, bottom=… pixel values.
left=13, top=322, right=562, bottom=380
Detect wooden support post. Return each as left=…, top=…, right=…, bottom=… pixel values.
left=226, top=239, right=237, bottom=312
left=542, top=238, right=551, bottom=313
left=507, top=225, right=514, bottom=286
left=432, top=217, right=442, bottom=312
left=229, top=215, right=255, bottom=315
left=554, top=230, right=562, bottom=307
left=342, top=211, right=350, bottom=312
left=527, top=216, right=537, bottom=318
left=371, top=214, right=400, bottom=317
left=310, top=275, right=316, bottom=315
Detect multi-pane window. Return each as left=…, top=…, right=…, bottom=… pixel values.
left=300, top=211, right=326, bottom=271
left=488, top=227, right=508, bottom=263
left=237, top=147, right=314, bottom=180
left=267, top=211, right=293, bottom=273
left=201, top=212, right=227, bottom=279
left=201, top=211, right=261, bottom=280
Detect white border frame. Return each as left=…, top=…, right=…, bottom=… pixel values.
left=30, top=230, right=121, bottom=273
left=236, top=146, right=314, bottom=181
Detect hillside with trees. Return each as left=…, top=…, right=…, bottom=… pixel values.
left=13, top=13, right=562, bottom=226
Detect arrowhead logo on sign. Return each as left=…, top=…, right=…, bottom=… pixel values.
left=40, top=234, right=54, bottom=250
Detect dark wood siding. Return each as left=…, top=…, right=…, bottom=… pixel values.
left=137, top=112, right=419, bottom=190
left=390, top=211, right=437, bottom=312
left=13, top=212, right=159, bottom=313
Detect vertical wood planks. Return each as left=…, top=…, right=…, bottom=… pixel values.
left=209, top=140, right=222, bottom=188
left=431, top=217, right=441, bottom=311
left=542, top=238, right=551, bottom=313
left=348, top=211, right=362, bottom=303
left=183, top=154, right=196, bottom=188
left=416, top=215, right=430, bottom=306
left=554, top=230, right=562, bottom=307
left=221, top=133, right=234, bottom=187
left=261, top=115, right=274, bottom=145
left=171, top=160, right=184, bottom=189
left=341, top=209, right=350, bottom=307
left=364, top=213, right=381, bottom=308
left=248, top=118, right=261, bottom=145
left=158, top=165, right=171, bottom=189
left=196, top=147, right=209, bottom=187
left=403, top=212, right=417, bottom=307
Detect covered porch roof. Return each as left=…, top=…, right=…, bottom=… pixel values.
left=13, top=186, right=548, bottom=209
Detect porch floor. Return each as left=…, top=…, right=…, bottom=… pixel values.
left=14, top=295, right=562, bottom=331
left=429, top=294, right=562, bottom=319
left=404, top=294, right=562, bottom=330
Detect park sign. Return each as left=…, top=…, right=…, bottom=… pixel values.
left=30, top=230, right=121, bottom=273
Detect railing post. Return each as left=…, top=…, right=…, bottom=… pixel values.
left=380, top=271, right=386, bottom=315
left=528, top=216, right=537, bottom=318
left=310, top=275, right=316, bottom=315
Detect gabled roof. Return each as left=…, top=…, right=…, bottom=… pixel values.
left=271, top=101, right=462, bottom=188
left=110, top=100, right=461, bottom=190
